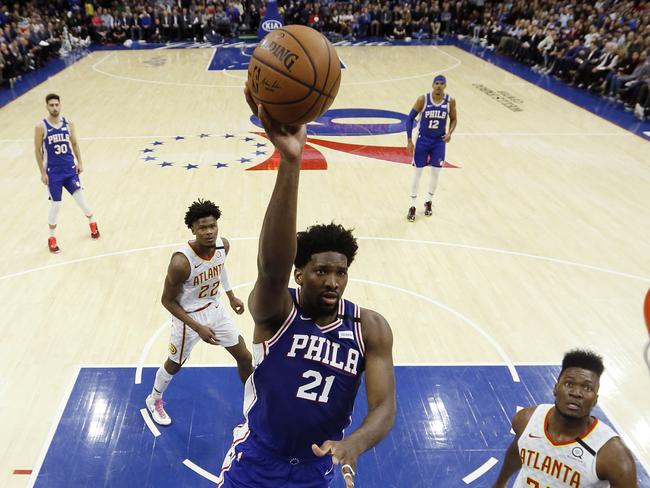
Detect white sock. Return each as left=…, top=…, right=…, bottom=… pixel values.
left=410, top=167, right=424, bottom=206
left=71, top=190, right=94, bottom=221
left=428, top=166, right=442, bottom=198
left=49, top=226, right=56, bottom=237
left=151, top=366, right=174, bottom=400
left=48, top=201, right=61, bottom=229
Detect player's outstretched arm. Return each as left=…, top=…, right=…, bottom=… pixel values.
left=597, top=437, right=639, bottom=488
left=312, top=309, right=396, bottom=488
left=491, top=407, right=534, bottom=488
left=243, top=84, right=307, bottom=335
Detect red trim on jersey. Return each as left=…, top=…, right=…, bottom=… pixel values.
left=353, top=304, right=365, bottom=356
left=543, top=407, right=599, bottom=446
left=216, top=425, right=251, bottom=487
left=188, top=240, right=216, bottom=261
left=267, top=306, right=297, bottom=347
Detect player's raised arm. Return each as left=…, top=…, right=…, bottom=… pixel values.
left=244, top=84, right=307, bottom=334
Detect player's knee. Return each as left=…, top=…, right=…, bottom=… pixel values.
left=164, top=358, right=181, bottom=374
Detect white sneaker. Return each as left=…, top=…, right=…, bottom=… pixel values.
left=146, top=395, right=171, bottom=425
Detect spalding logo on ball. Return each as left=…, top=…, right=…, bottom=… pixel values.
left=248, top=25, right=341, bottom=125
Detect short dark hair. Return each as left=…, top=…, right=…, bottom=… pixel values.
left=560, top=349, right=605, bottom=378
left=184, top=199, right=221, bottom=229
left=46, top=93, right=60, bottom=103
left=295, top=223, right=358, bottom=268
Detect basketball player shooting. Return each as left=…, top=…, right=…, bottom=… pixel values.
left=215, top=85, right=396, bottom=488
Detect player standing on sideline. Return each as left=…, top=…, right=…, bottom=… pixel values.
left=216, top=86, right=396, bottom=487
left=35, top=94, right=100, bottom=253
left=492, top=349, right=639, bottom=488
left=405, top=75, right=457, bottom=222
left=146, top=199, right=253, bottom=426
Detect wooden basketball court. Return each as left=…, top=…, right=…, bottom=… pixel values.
left=0, top=44, right=648, bottom=486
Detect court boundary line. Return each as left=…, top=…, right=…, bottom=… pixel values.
left=140, top=408, right=161, bottom=437
left=462, top=456, right=498, bottom=484
left=451, top=41, right=650, bottom=141
left=183, top=459, right=220, bottom=483
left=26, top=367, right=81, bottom=488
left=204, top=47, right=217, bottom=72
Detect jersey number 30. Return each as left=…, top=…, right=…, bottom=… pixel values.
left=54, top=144, right=69, bottom=155
left=296, top=370, right=335, bottom=403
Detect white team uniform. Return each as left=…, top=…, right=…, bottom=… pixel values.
left=168, top=238, right=240, bottom=363
left=514, top=404, right=618, bottom=488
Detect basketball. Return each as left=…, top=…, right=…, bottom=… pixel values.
left=247, top=25, right=341, bottom=125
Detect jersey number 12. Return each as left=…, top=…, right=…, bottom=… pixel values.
left=428, top=120, right=439, bottom=129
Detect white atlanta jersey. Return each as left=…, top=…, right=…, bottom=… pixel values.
left=175, top=238, right=227, bottom=312
left=514, top=404, right=618, bottom=488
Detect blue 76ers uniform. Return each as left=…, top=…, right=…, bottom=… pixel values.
left=218, top=288, right=366, bottom=488
left=42, top=117, right=81, bottom=201
left=413, top=92, right=451, bottom=168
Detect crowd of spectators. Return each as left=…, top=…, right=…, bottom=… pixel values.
left=1, top=1, right=648, bottom=119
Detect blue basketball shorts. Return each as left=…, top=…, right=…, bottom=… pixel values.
left=217, top=426, right=335, bottom=488
left=48, top=173, right=81, bottom=201
left=412, top=138, right=446, bottom=168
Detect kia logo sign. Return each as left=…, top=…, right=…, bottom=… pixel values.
left=262, top=19, right=282, bottom=31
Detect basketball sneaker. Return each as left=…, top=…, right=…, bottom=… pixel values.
left=48, top=236, right=60, bottom=254
left=146, top=395, right=171, bottom=426
left=424, top=201, right=433, bottom=216
left=90, top=222, right=100, bottom=239
left=407, top=206, right=416, bottom=222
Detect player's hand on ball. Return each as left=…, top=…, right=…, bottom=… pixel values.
left=197, top=324, right=219, bottom=345
left=244, top=83, right=306, bottom=164
left=229, top=296, right=245, bottom=315
left=312, top=440, right=359, bottom=487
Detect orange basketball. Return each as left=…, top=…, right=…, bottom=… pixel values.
left=247, top=25, right=341, bottom=125
left=644, top=288, right=650, bottom=336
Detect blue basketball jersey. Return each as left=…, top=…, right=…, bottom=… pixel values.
left=417, top=92, right=450, bottom=141
left=244, top=288, right=365, bottom=459
left=43, top=117, right=75, bottom=176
